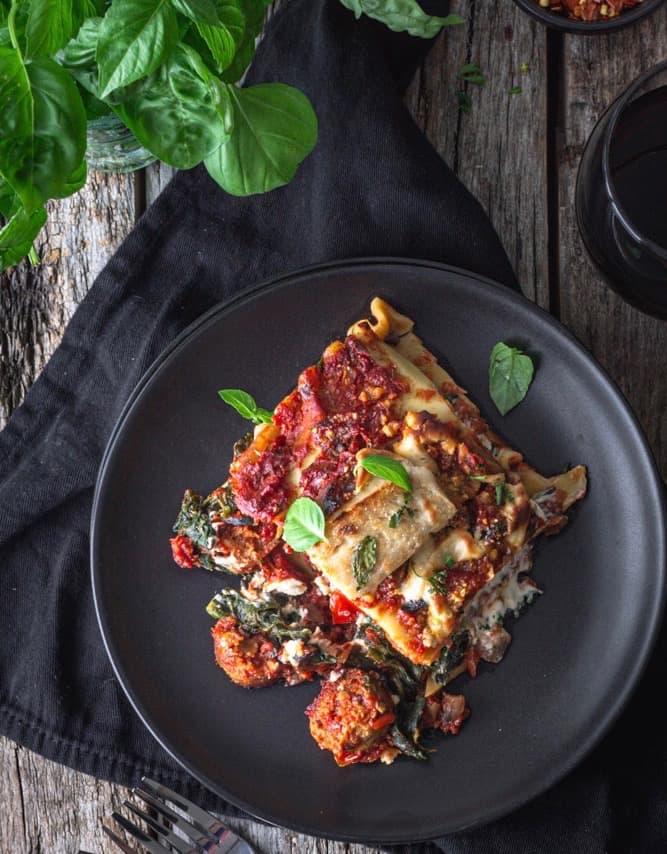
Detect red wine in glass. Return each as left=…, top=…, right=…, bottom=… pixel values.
left=576, top=62, right=667, bottom=318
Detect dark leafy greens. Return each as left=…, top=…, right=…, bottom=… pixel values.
left=350, top=620, right=428, bottom=759
left=429, top=630, right=469, bottom=686
left=172, top=488, right=219, bottom=549
left=172, top=484, right=243, bottom=554
left=207, top=587, right=312, bottom=642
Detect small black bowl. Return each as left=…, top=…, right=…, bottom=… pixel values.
left=512, top=0, right=665, bottom=33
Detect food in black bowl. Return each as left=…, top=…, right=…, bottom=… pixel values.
left=513, top=0, right=665, bottom=31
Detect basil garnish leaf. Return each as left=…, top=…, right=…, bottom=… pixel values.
left=488, top=342, right=535, bottom=416
left=352, top=535, right=378, bottom=589
left=360, top=454, right=412, bottom=492
left=282, top=497, right=325, bottom=552
left=218, top=388, right=273, bottom=424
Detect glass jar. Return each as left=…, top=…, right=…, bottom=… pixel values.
left=86, top=114, right=156, bottom=173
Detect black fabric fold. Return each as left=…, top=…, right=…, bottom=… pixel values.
left=5, top=1, right=662, bottom=851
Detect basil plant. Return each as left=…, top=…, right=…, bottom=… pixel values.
left=0, top=0, right=462, bottom=270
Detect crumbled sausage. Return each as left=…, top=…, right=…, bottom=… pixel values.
left=305, top=668, right=396, bottom=766
left=539, top=0, right=643, bottom=21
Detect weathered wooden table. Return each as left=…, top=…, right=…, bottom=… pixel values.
left=2, top=2, right=666, bottom=852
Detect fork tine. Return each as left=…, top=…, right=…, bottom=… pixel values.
left=110, top=811, right=168, bottom=854
left=101, top=823, right=137, bottom=853
left=123, top=800, right=193, bottom=854
left=140, top=778, right=219, bottom=842
left=132, top=786, right=208, bottom=847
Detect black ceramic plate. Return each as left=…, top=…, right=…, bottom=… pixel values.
left=91, top=259, right=666, bottom=844
left=512, top=0, right=665, bottom=33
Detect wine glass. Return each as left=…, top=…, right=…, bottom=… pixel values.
left=576, top=60, right=667, bottom=318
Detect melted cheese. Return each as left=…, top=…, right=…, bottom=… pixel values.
left=307, top=457, right=455, bottom=599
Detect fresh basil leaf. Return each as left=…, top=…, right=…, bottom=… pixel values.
left=352, top=535, right=378, bottom=589
left=360, top=454, right=412, bottom=492
left=488, top=342, right=535, bottom=415
left=3, top=0, right=28, bottom=49
left=204, top=82, right=317, bottom=196
left=58, top=16, right=101, bottom=94
left=71, top=0, right=98, bottom=30
left=173, top=0, right=244, bottom=71
left=0, top=48, right=87, bottom=213
left=59, top=16, right=137, bottom=104
left=51, top=159, right=87, bottom=197
left=217, top=27, right=251, bottom=80
left=0, top=202, right=46, bottom=268
left=282, top=497, right=325, bottom=552
left=97, top=0, right=179, bottom=99
left=60, top=17, right=147, bottom=105
left=0, top=175, right=19, bottom=218
left=60, top=15, right=99, bottom=65
left=196, top=17, right=239, bottom=70
left=216, top=0, right=262, bottom=80
left=25, top=0, right=75, bottom=58
left=113, top=44, right=233, bottom=168
left=338, top=0, right=463, bottom=38
left=171, top=0, right=227, bottom=26
left=218, top=388, right=273, bottom=424
left=78, top=84, right=109, bottom=118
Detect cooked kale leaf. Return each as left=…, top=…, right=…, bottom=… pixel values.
left=172, top=489, right=216, bottom=549
left=429, top=630, right=470, bottom=686
left=206, top=589, right=311, bottom=643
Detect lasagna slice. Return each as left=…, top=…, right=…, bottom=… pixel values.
left=171, top=298, right=586, bottom=767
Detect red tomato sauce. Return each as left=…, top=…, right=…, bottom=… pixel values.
left=231, top=337, right=408, bottom=522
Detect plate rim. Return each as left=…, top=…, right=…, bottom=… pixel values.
left=91, top=256, right=667, bottom=843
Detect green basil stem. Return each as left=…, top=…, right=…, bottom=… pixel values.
left=8, top=1, right=21, bottom=52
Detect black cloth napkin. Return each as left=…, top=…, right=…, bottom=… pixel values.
left=1, top=1, right=664, bottom=851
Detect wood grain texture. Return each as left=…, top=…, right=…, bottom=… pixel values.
left=0, top=735, right=409, bottom=854
left=145, top=163, right=179, bottom=209
left=405, top=0, right=549, bottom=307
left=2, top=1, right=667, bottom=851
left=557, top=5, right=667, bottom=477
left=0, top=171, right=136, bottom=430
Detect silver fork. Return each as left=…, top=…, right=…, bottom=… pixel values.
left=102, top=776, right=256, bottom=854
